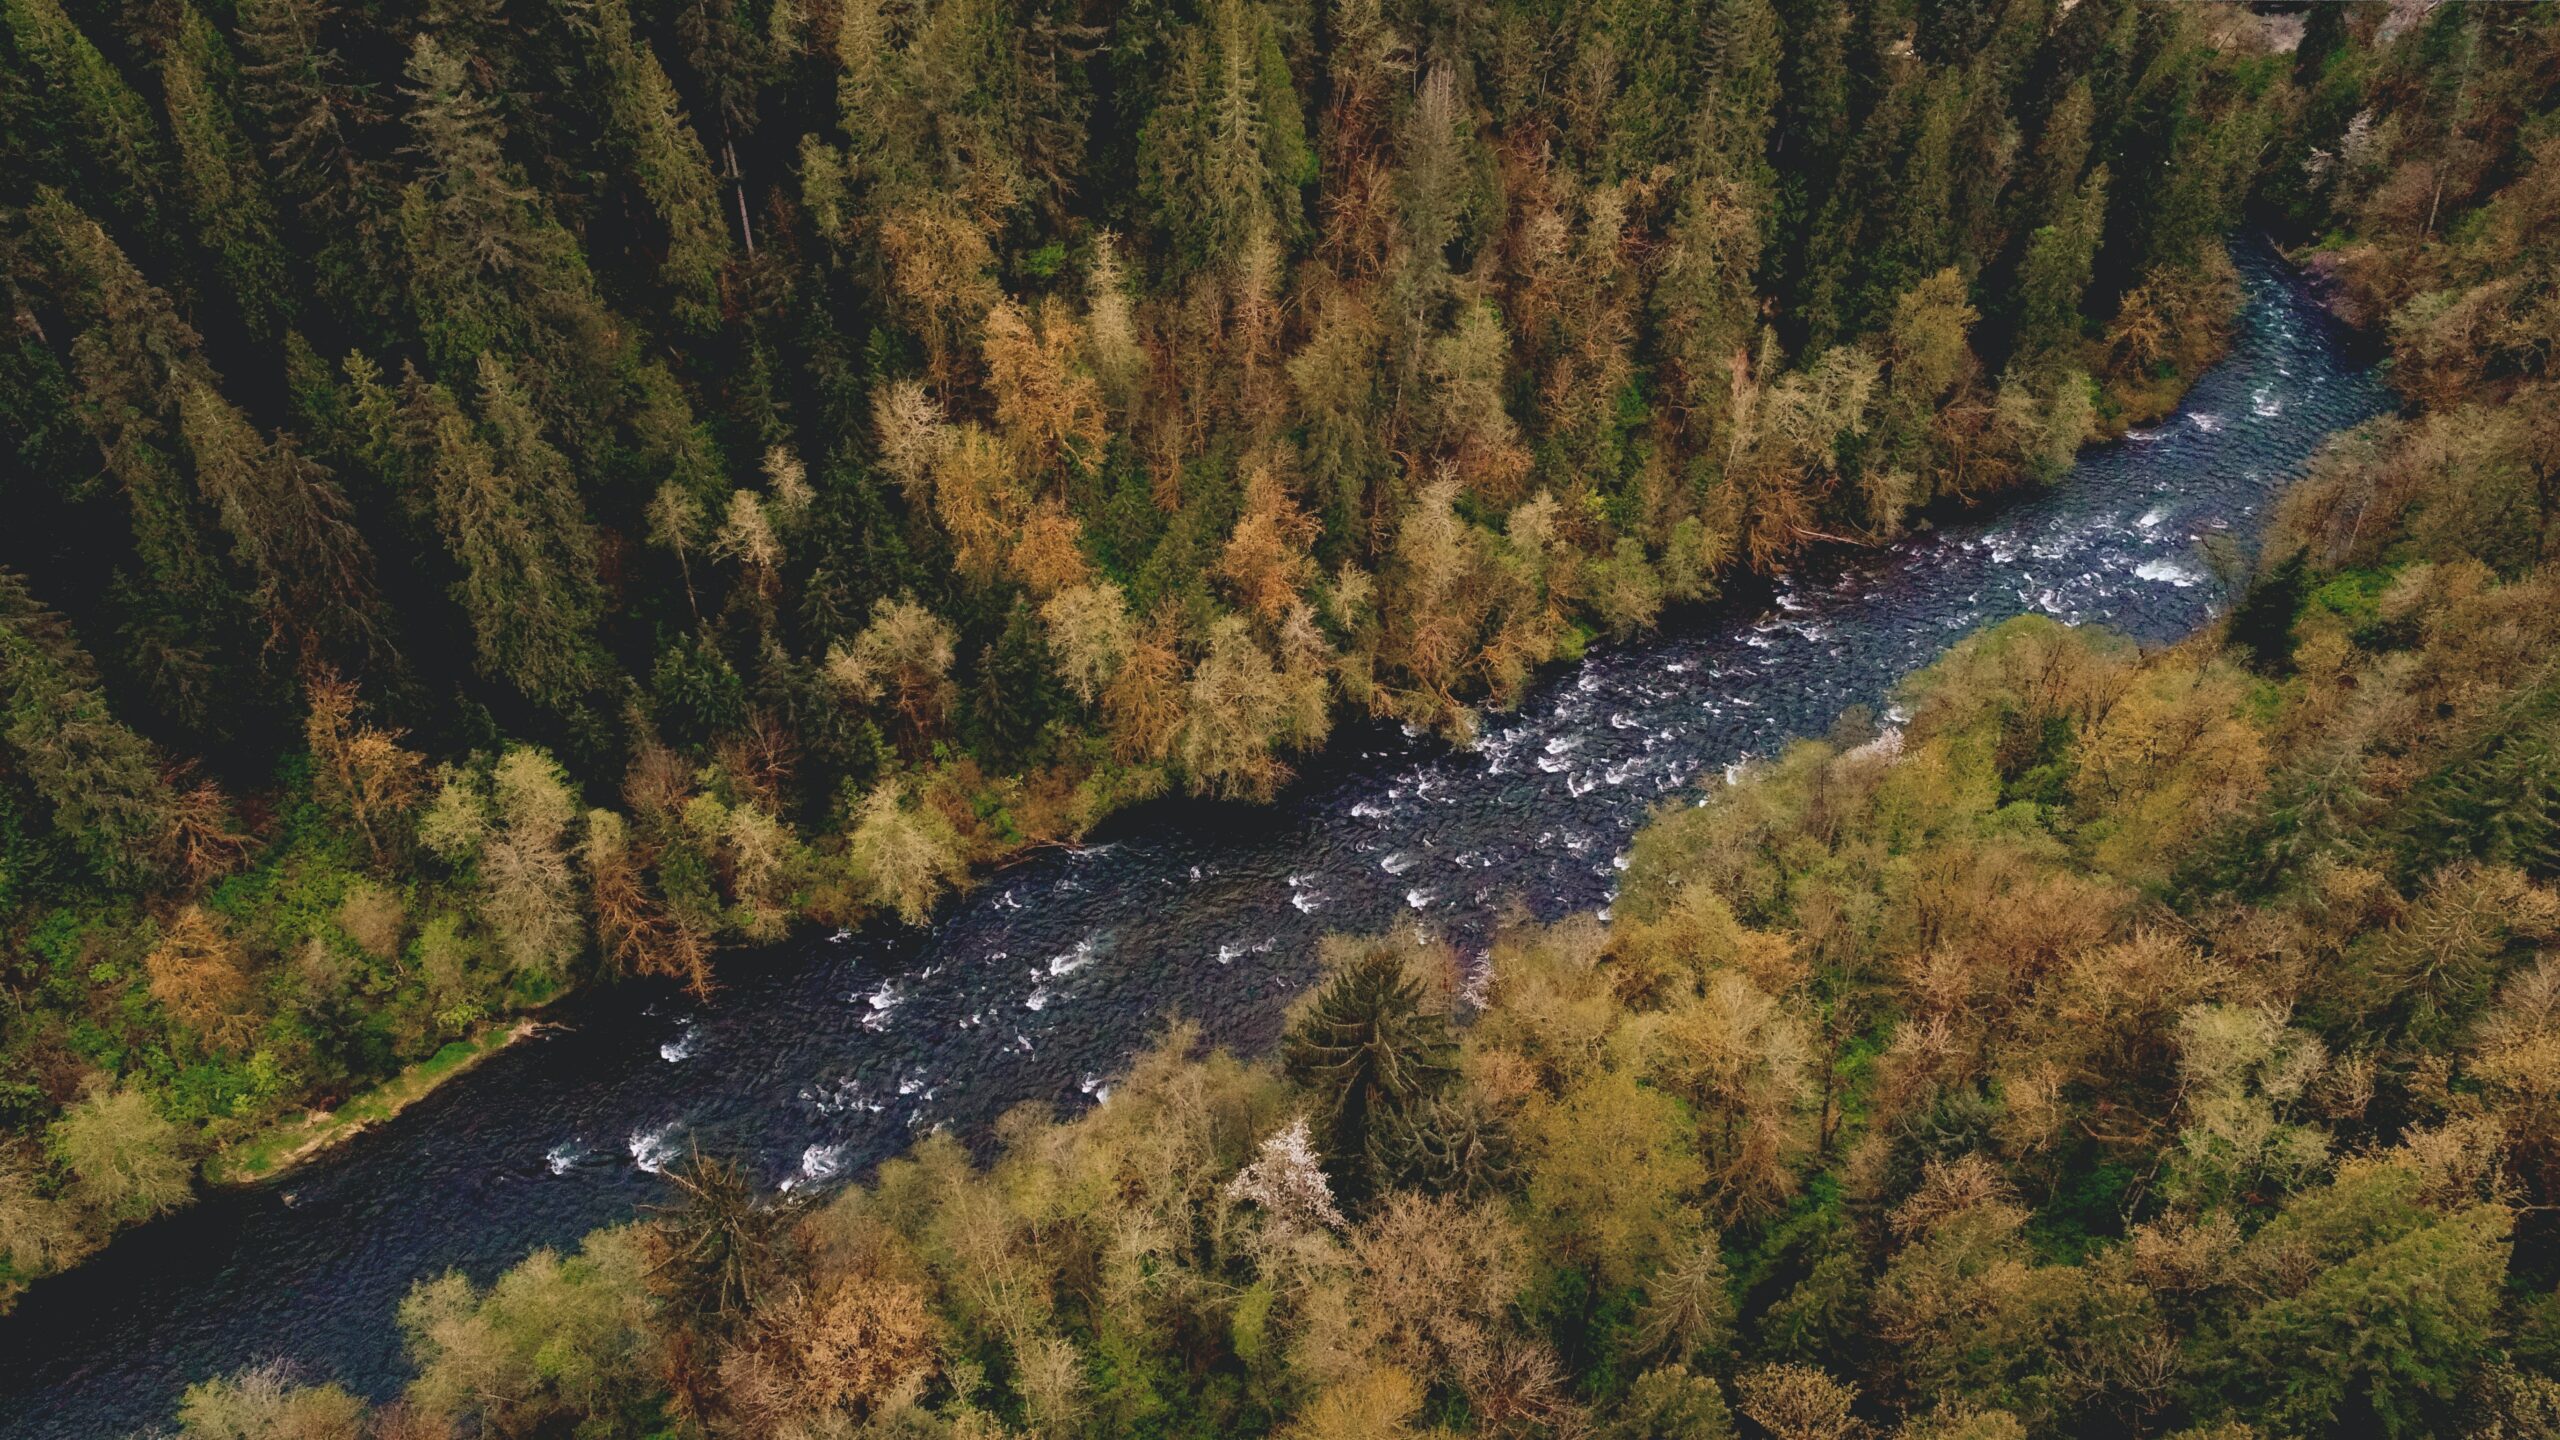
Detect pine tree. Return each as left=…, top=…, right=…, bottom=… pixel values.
left=25, top=195, right=266, bottom=732
left=407, top=361, right=604, bottom=712
left=159, top=6, right=293, bottom=335
left=1136, top=0, right=1313, bottom=271
left=236, top=0, right=378, bottom=219
left=563, top=0, right=729, bottom=330
left=1283, top=942, right=1457, bottom=1203
left=2009, top=166, right=2109, bottom=369
left=971, top=595, right=1056, bottom=766
left=0, top=570, right=176, bottom=888
left=175, top=380, right=384, bottom=664
left=396, top=32, right=622, bottom=437
left=2, top=0, right=170, bottom=241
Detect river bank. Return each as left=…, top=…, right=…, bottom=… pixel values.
left=81, top=300, right=2258, bottom=1228
left=201, top=1021, right=538, bottom=1188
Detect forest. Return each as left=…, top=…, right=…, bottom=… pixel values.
left=10, top=0, right=2560, bottom=1433
left=0, top=0, right=2282, bottom=1297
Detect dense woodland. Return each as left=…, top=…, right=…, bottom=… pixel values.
left=119, top=0, right=2560, bottom=1427
left=0, top=0, right=2290, bottom=1296
left=11, top=0, right=2560, bottom=1433
left=100, top=0, right=2560, bottom=1436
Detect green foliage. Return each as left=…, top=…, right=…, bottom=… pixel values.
left=2202, top=1165, right=2511, bottom=1438
left=400, top=1227, right=657, bottom=1435
left=2227, top=550, right=2309, bottom=676
left=1282, top=940, right=1455, bottom=1204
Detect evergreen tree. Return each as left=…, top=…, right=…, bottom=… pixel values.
left=408, top=360, right=605, bottom=714
left=159, top=6, right=292, bottom=335
left=972, top=595, right=1056, bottom=765
left=563, top=0, right=729, bottom=330
left=1135, top=0, right=1313, bottom=271
left=2009, top=166, right=2108, bottom=368
left=2, top=0, right=170, bottom=243
left=0, top=570, right=176, bottom=888
left=1283, top=942, right=1456, bottom=1203
left=25, top=195, right=267, bottom=734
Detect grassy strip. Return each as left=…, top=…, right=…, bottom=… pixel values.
left=202, top=1020, right=537, bottom=1187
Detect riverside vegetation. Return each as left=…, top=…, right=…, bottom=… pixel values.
left=0, top=0, right=2273, bottom=1296
left=13, top=0, right=2560, bottom=1436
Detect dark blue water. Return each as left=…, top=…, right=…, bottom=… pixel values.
left=0, top=240, right=2388, bottom=1438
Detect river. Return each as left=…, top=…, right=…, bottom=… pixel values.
left=0, top=239, right=2388, bottom=1438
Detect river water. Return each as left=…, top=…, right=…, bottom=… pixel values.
left=0, top=240, right=2388, bottom=1438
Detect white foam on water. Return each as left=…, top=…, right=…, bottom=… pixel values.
left=1405, top=888, right=1436, bottom=909
left=2134, top=558, right=2202, bottom=586
left=1380, top=851, right=1418, bottom=875
left=859, top=982, right=900, bottom=1032
left=545, top=1142, right=581, bottom=1176
left=1048, top=938, right=1098, bottom=976
left=1291, top=890, right=1325, bottom=913
left=2189, top=412, right=2223, bottom=433
left=628, top=1124, right=680, bottom=1174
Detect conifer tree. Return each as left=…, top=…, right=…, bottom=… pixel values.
left=1136, top=0, right=1313, bottom=271
left=0, top=570, right=176, bottom=888
left=159, top=6, right=292, bottom=335
left=2, top=0, right=169, bottom=239
left=408, top=362, right=605, bottom=713
left=2010, top=167, right=2109, bottom=368
left=564, top=0, right=730, bottom=330
left=1284, top=942, right=1456, bottom=1203
left=972, top=596, right=1056, bottom=765
left=25, top=195, right=265, bottom=731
